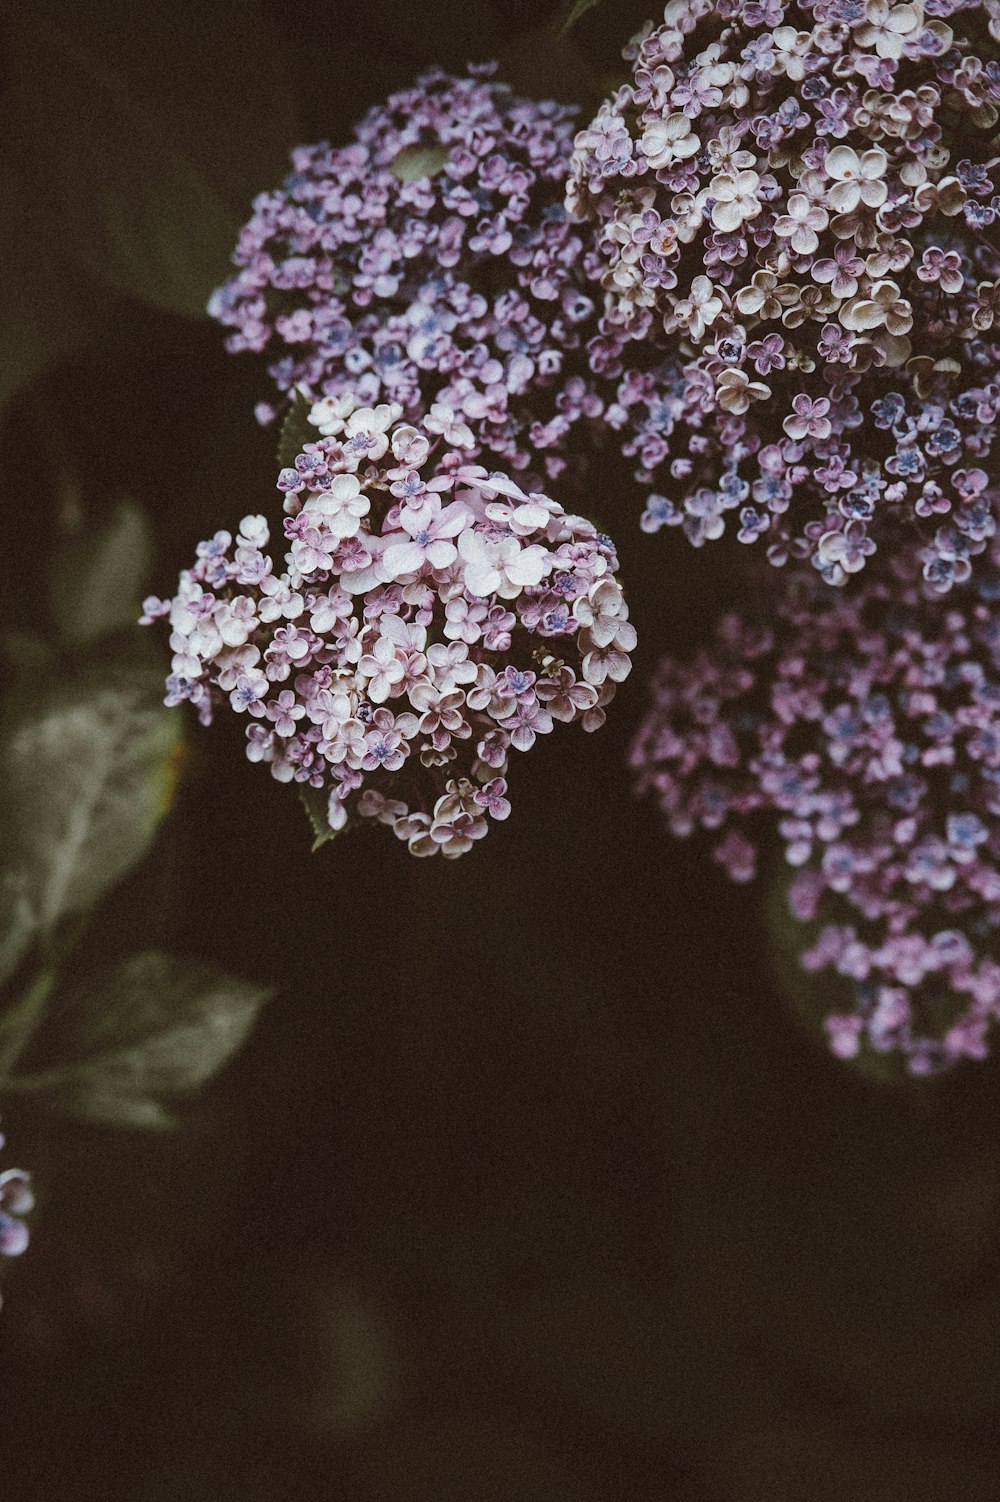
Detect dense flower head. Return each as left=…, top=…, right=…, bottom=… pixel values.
left=567, top=0, right=1000, bottom=587
left=0, top=1122, right=32, bottom=1264
left=208, top=65, right=608, bottom=484
left=631, top=544, right=1000, bottom=1072
left=144, top=403, right=634, bottom=857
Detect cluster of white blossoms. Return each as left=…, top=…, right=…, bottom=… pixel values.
left=145, top=402, right=635, bottom=857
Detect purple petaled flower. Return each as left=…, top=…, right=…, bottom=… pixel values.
left=144, top=401, right=633, bottom=858
left=207, top=66, right=607, bottom=488
left=474, top=777, right=512, bottom=820
left=0, top=1122, right=33, bottom=1269
left=565, top=0, right=1000, bottom=583
left=632, top=537, right=1000, bottom=1074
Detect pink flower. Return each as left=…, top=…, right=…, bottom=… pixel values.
left=264, top=689, right=306, bottom=736
left=475, top=778, right=512, bottom=819
left=500, top=700, right=554, bottom=752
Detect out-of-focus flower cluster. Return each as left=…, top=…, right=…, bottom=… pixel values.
left=631, top=545, right=1000, bottom=1072
left=0, top=1121, right=32, bottom=1263
left=144, top=402, right=633, bottom=856
left=567, top=0, right=1000, bottom=588
left=208, top=65, right=608, bottom=484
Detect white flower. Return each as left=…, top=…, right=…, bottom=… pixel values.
left=669, top=274, right=725, bottom=341
left=390, top=423, right=431, bottom=467
left=215, top=644, right=263, bottom=693
left=473, top=476, right=561, bottom=536
left=856, top=0, right=923, bottom=59
left=771, top=26, right=811, bottom=81
left=773, top=193, right=828, bottom=255
left=237, top=515, right=270, bottom=548
left=707, top=127, right=756, bottom=174
left=309, top=588, right=352, bottom=633
left=357, top=633, right=406, bottom=703
left=257, top=575, right=305, bottom=622
left=425, top=402, right=476, bottom=450
left=304, top=473, right=371, bottom=538
left=344, top=403, right=401, bottom=460
left=641, top=111, right=699, bottom=171
left=382, top=500, right=468, bottom=577
left=307, top=393, right=356, bottom=436
left=572, top=580, right=628, bottom=648
left=840, top=280, right=912, bottom=335
left=214, top=599, right=257, bottom=648
left=715, top=368, right=772, bottom=415
left=710, top=170, right=762, bottom=232
left=581, top=631, right=636, bottom=686
left=825, top=146, right=888, bottom=213
left=457, top=528, right=551, bottom=599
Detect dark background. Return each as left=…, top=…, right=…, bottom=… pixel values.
left=2, top=2, right=999, bottom=1497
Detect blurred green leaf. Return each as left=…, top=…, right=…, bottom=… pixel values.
left=1, top=632, right=57, bottom=678
left=0, top=667, right=181, bottom=936
left=7, top=951, right=271, bottom=1129
left=498, top=22, right=601, bottom=109
left=766, top=872, right=907, bottom=1086
left=49, top=500, right=153, bottom=648
left=299, top=786, right=346, bottom=852
left=0, top=962, right=60, bottom=1080
left=554, top=0, right=605, bottom=35
left=5, top=0, right=302, bottom=318
left=277, top=391, right=316, bottom=473
left=391, top=144, right=451, bottom=183
left=0, top=876, right=34, bottom=991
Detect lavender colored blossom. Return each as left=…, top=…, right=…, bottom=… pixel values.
left=568, top=0, right=1000, bottom=587
left=145, top=402, right=634, bottom=857
left=208, top=66, right=607, bottom=484
left=632, top=542, right=1000, bottom=1073
left=0, top=1122, right=33, bottom=1265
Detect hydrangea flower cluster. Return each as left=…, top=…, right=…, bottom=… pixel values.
left=567, top=0, right=1000, bottom=587
left=0, top=1121, right=32, bottom=1264
left=631, top=546, right=1000, bottom=1072
left=208, top=65, right=608, bottom=484
left=144, top=403, right=634, bottom=856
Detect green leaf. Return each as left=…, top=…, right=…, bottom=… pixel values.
left=50, top=501, right=153, bottom=648
left=1, top=632, right=57, bottom=678
left=0, top=963, right=60, bottom=1080
left=0, top=666, right=181, bottom=937
left=298, top=786, right=346, bottom=852
left=5, top=0, right=302, bottom=318
left=0, top=876, right=35, bottom=992
left=7, top=952, right=271, bottom=1129
left=554, top=0, right=604, bottom=35
left=277, top=391, right=317, bottom=472
left=51, top=1091, right=179, bottom=1131
left=391, top=144, right=451, bottom=184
